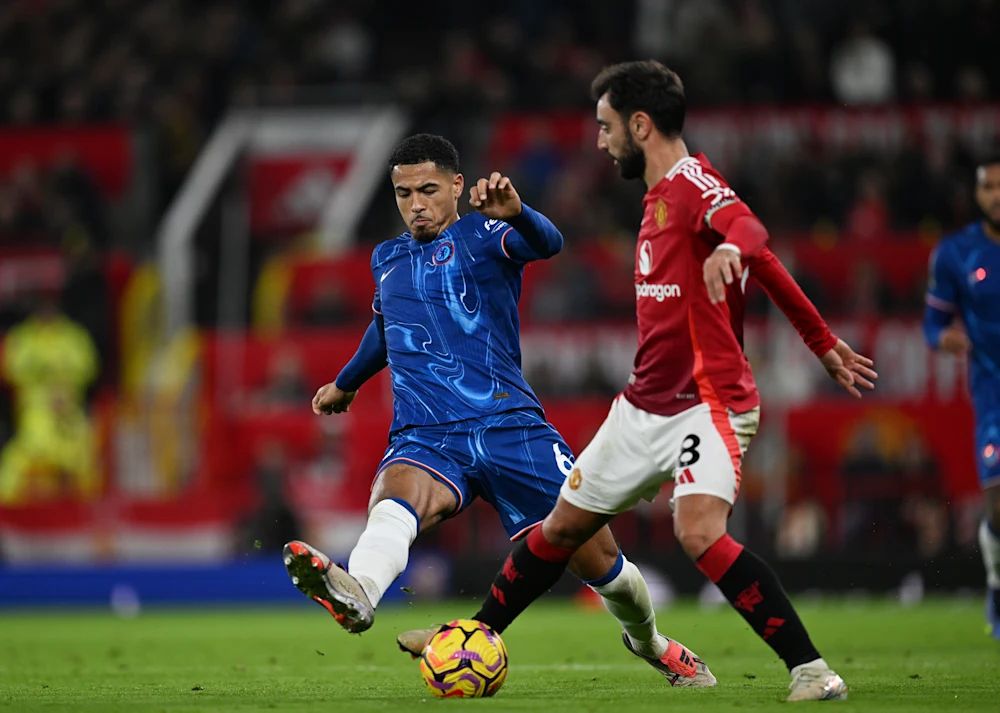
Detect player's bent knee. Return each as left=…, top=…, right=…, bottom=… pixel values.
left=541, top=517, right=593, bottom=550
left=674, top=525, right=725, bottom=560
left=566, top=533, right=619, bottom=581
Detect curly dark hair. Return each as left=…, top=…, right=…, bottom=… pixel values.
left=591, top=60, right=686, bottom=138
left=977, top=154, right=1000, bottom=171
left=388, top=133, right=460, bottom=173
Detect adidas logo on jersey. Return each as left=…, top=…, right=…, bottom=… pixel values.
left=635, top=282, right=682, bottom=301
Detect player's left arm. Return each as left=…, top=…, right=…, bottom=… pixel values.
left=923, top=243, right=970, bottom=354
left=750, top=248, right=877, bottom=398
left=470, top=171, right=564, bottom=261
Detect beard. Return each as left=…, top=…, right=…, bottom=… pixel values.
left=411, top=223, right=438, bottom=242
left=616, top=133, right=646, bottom=180
left=985, top=209, right=1000, bottom=233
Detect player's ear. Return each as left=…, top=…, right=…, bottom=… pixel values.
left=453, top=172, right=464, bottom=199
left=630, top=112, right=653, bottom=142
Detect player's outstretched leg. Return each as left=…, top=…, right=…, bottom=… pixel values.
left=570, top=528, right=716, bottom=687
left=283, top=540, right=374, bottom=633
left=396, top=529, right=716, bottom=687
left=675, top=493, right=846, bottom=701
left=284, top=463, right=451, bottom=633
left=283, top=498, right=419, bottom=633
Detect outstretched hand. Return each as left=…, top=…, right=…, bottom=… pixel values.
left=470, top=171, right=523, bottom=221
left=312, top=382, right=357, bottom=415
left=819, top=339, right=878, bottom=399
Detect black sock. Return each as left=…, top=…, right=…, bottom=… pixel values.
left=697, top=533, right=821, bottom=670
left=473, top=527, right=574, bottom=634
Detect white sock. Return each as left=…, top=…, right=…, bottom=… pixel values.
left=590, top=556, right=667, bottom=659
left=347, top=499, right=419, bottom=607
left=979, top=520, right=1000, bottom=589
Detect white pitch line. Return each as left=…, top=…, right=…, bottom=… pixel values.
left=309, top=663, right=639, bottom=673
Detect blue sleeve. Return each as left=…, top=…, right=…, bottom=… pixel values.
left=499, top=203, right=564, bottom=263
left=370, top=246, right=383, bottom=315
left=335, top=314, right=387, bottom=391
left=923, top=244, right=957, bottom=348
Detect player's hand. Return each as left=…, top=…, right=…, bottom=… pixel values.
left=938, top=325, right=971, bottom=354
left=469, top=172, right=522, bottom=221
left=703, top=247, right=742, bottom=304
left=820, top=338, right=878, bottom=399
left=312, top=382, right=357, bottom=415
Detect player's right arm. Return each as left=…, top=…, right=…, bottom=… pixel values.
left=313, top=313, right=387, bottom=414
left=313, top=249, right=391, bottom=415
left=923, top=242, right=970, bottom=354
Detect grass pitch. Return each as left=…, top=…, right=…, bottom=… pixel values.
left=0, top=598, right=997, bottom=711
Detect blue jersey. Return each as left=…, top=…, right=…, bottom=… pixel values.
left=924, top=222, right=1000, bottom=484
left=368, top=207, right=562, bottom=434
left=924, top=222, right=1000, bottom=412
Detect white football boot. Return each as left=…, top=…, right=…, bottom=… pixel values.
left=787, top=661, right=848, bottom=701
left=283, top=540, right=374, bottom=634
left=621, top=633, right=717, bottom=687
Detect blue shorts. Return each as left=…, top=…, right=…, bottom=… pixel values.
left=976, top=409, right=1000, bottom=488
left=377, top=410, right=575, bottom=539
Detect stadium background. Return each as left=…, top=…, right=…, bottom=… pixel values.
left=0, top=0, right=996, bottom=608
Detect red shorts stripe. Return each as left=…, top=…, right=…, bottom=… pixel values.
left=687, top=310, right=743, bottom=494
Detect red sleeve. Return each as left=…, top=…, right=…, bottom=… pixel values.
left=750, top=247, right=838, bottom=357
left=673, top=158, right=762, bottom=255
left=713, top=213, right=768, bottom=257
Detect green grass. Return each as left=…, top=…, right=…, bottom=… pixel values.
left=0, top=598, right=997, bottom=711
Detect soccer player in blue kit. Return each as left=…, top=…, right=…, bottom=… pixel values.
left=283, top=133, right=717, bottom=685
left=924, top=155, right=1000, bottom=639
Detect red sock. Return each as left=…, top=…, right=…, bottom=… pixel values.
left=473, top=527, right=574, bottom=633
left=697, top=534, right=821, bottom=670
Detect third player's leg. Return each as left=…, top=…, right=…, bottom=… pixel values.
left=566, top=523, right=620, bottom=580
left=672, top=492, right=730, bottom=559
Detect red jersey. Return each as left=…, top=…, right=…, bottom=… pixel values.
left=624, top=153, right=834, bottom=417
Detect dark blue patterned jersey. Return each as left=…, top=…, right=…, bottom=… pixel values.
left=370, top=206, right=562, bottom=434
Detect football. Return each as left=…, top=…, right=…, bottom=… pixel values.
left=418, top=619, right=509, bottom=698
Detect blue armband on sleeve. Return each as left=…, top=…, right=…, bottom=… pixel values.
left=335, top=315, right=387, bottom=391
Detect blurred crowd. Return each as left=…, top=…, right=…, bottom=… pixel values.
left=3, top=0, right=998, bottom=124
left=0, top=0, right=994, bottom=564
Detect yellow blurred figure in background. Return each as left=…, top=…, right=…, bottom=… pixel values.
left=0, top=298, right=99, bottom=504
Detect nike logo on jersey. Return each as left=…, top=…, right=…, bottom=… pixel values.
left=380, top=266, right=397, bottom=283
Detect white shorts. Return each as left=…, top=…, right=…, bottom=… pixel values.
left=560, top=396, right=760, bottom=515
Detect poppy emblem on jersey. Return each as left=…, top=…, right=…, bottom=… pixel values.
left=655, top=199, right=668, bottom=228
left=568, top=467, right=583, bottom=490
left=432, top=240, right=455, bottom=265
left=985, top=444, right=998, bottom=467
left=638, top=240, right=653, bottom=276
left=969, top=267, right=987, bottom=285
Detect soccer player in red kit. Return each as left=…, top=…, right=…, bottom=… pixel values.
left=457, top=61, right=876, bottom=700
